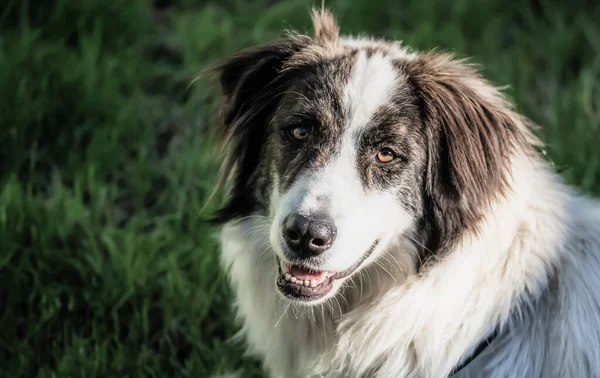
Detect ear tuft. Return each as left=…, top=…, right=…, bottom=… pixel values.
left=311, top=7, right=340, bottom=45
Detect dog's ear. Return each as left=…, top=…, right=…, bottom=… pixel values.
left=206, top=36, right=310, bottom=224
left=205, top=8, right=340, bottom=224
left=215, top=37, right=308, bottom=127
left=403, top=53, right=534, bottom=248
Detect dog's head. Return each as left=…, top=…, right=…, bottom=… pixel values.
left=208, top=9, right=533, bottom=304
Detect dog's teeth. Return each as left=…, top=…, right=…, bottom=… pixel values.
left=280, top=267, right=333, bottom=287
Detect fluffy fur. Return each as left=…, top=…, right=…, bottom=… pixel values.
left=207, top=8, right=600, bottom=378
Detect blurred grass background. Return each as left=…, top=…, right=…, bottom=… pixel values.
left=0, top=0, right=598, bottom=377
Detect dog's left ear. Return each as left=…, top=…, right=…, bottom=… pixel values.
left=403, top=53, right=534, bottom=249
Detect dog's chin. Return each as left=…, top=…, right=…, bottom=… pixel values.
left=275, top=240, right=379, bottom=305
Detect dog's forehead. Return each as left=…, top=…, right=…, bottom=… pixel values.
left=343, top=48, right=402, bottom=133
left=284, top=42, right=415, bottom=137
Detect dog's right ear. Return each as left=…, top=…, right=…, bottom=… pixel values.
left=215, top=37, right=309, bottom=127
left=206, top=36, right=310, bottom=224
left=204, top=8, right=341, bottom=223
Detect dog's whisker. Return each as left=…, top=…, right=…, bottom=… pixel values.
left=257, top=240, right=273, bottom=257
left=356, top=270, right=365, bottom=301
left=235, top=214, right=274, bottom=223
left=320, top=303, right=327, bottom=331
left=240, top=225, right=270, bottom=238
left=365, top=269, right=373, bottom=292
left=384, top=251, right=406, bottom=279
left=374, top=259, right=397, bottom=283
left=274, top=302, right=291, bottom=328
left=325, top=297, right=334, bottom=318
left=331, top=296, right=342, bottom=317
left=373, top=265, right=382, bottom=288
left=404, top=232, right=434, bottom=257
left=339, top=293, right=350, bottom=311
left=379, top=254, right=399, bottom=276
left=239, top=228, right=271, bottom=241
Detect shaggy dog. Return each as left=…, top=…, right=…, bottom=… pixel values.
left=206, top=8, right=600, bottom=378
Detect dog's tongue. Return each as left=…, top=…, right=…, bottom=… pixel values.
left=290, top=265, right=322, bottom=280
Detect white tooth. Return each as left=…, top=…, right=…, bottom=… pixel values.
left=290, top=276, right=297, bottom=283
left=284, top=273, right=292, bottom=281
left=304, top=280, right=310, bottom=286
left=311, top=280, right=318, bottom=287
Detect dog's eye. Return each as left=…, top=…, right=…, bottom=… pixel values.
left=376, top=148, right=395, bottom=164
left=289, top=126, right=310, bottom=142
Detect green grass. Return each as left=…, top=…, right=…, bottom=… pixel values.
left=0, top=0, right=598, bottom=376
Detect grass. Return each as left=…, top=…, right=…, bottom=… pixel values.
left=0, top=0, right=598, bottom=376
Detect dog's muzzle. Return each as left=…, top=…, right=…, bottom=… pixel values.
left=276, top=240, right=379, bottom=302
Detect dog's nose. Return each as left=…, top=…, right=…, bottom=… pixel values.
left=282, top=213, right=337, bottom=256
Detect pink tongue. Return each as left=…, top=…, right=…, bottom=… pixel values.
left=290, top=265, right=322, bottom=280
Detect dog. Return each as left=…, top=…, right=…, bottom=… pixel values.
left=206, top=8, right=600, bottom=378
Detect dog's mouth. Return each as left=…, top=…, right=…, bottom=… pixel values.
left=276, top=240, right=379, bottom=302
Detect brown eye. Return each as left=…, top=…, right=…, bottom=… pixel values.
left=290, top=127, right=309, bottom=141
left=376, top=148, right=395, bottom=163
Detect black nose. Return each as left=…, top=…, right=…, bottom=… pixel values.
left=282, top=213, right=337, bottom=257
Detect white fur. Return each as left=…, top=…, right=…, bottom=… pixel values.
left=344, top=50, right=399, bottom=125
left=217, top=45, right=600, bottom=378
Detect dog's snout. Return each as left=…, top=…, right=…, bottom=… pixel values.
left=283, top=213, right=337, bottom=256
